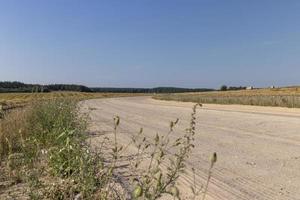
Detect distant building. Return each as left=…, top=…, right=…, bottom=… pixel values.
left=246, top=86, right=253, bottom=90
left=270, top=86, right=275, bottom=89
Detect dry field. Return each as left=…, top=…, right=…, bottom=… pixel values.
left=82, top=96, right=300, bottom=200
left=154, top=87, right=300, bottom=108
left=0, top=92, right=144, bottom=111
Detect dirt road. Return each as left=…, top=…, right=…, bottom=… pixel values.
left=81, top=96, right=300, bottom=200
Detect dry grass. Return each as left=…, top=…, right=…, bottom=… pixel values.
left=0, top=109, right=29, bottom=160
left=154, top=87, right=300, bottom=108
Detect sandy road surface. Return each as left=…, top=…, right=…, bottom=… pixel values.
left=81, top=96, right=300, bottom=200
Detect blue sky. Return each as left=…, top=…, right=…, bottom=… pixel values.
left=0, top=0, right=300, bottom=88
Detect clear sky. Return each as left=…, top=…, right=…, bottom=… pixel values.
left=0, top=0, right=299, bottom=88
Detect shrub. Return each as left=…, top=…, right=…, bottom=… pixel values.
left=220, top=85, right=227, bottom=91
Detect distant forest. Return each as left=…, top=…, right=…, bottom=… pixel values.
left=0, top=82, right=92, bottom=93
left=91, top=87, right=214, bottom=93
left=0, top=81, right=215, bottom=93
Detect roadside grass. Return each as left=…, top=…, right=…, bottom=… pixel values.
left=0, top=97, right=216, bottom=199
left=0, top=99, right=107, bottom=199
left=154, top=87, right=300, bottom=108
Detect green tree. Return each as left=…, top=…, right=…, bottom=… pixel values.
left=220, top=85, right=227, bottom=91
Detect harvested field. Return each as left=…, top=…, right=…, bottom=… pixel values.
left=154, top=87, right=300, bottom=108
left=0, top=92, right=144, bottom=111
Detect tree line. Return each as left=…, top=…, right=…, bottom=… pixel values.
left=91, top=87, right=214, bottom=93
left=220, top=85, right=247, bottom=91
left=0, top=82, right=215, bottom=93
left=0, top=81, right=92, bottom=93
left=0, top=82, right=251, bottom=93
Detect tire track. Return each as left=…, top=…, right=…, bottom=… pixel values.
left=81, top=97, right=300, bottom=200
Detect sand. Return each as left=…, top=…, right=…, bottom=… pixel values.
left=81, top=96, right=300, bottom=200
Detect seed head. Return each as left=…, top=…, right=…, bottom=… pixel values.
left=132, top=185, right=143, bottom=198
left=210, top=152, right=217, bottom=168
left=114, top=116, right=120, bottom=126
left=169, top=186, right=179, bottom=198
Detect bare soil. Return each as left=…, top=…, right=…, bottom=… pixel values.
left=81, top=96, right=300, bottom=200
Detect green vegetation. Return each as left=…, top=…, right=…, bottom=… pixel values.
left=129, top=104, right=201, bottom=199
left=220, top=85, right=228, bottom=91
left=0, top=81, right=215, bottom=94
left=154, top=87, right=300, bottom=108
left=0, top=99, right=102, bottom=199
left=0, top=81, right=92, bottom=93
left=91, top=87, right=214, bottom=93
left=0, top=97, right=216, bottom=199
left=220, top=85, right=247, bottom=91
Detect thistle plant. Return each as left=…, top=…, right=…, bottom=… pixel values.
left=128, top=103, right=203, bottom=200
left=202, top=152, right=217, bottom=200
